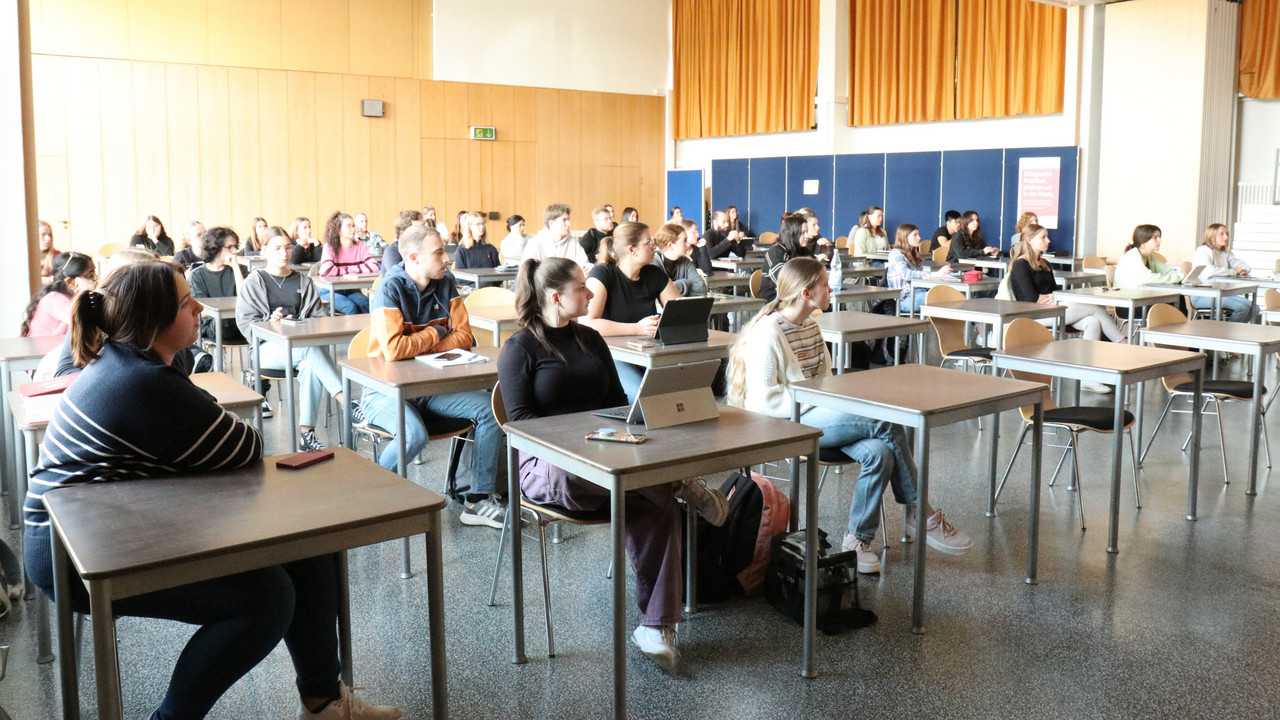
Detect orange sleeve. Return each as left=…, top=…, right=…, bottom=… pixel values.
left=431, top=297, right=474, bottom=352
left=370, top=306, right=439, bottom=361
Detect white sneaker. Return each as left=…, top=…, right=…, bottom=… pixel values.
left=842, top=532, right=881, bottom=574
left=298, top=684, right=402, bottom=720
left=673, top=477, right=729, bottom=527
left=905, top=508, right=973, bottom=555
left=631, top=624, right=679, bottom=672
left=1081, top=381, right=1113, bottom=394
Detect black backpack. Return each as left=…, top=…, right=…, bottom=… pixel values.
left=687, top=469, right=790, bottom=603
left=765, top=528, right=878, bottom=635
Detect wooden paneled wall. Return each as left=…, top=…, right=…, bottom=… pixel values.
left=32, top=55, right=667, bottom=251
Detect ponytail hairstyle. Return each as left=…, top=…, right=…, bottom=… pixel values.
left=956, top=210, right=983, bottom=250
left=513, top=257, right=592, bottom=363
left=460, top=211, right=486, bottom=249
left=893, top=223, right=921, bottom=266
left=323, top=212, right=352, bottom=254
left=726, top=256, right=826, bottom=407
left=776, top=214, right=811, bottom=258
left=506, top=214, right=526, bottom=232
left=597, top=221, right=649, bottom=265
left=1125, top=224, right=1162, bottom=267
left=21, top=252, right=96, bottom=337
left=70, top=261, right=183, bottom=367
left=863, top=206, right=886, bottom=238
left=653, top=222, right=686, bottom=252
left=1013, top=224, right=1050, bottom=272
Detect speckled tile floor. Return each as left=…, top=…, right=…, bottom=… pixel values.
left=2, top=357, right=1279, bottom=719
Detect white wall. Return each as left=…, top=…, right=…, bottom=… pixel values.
left=1238, top=98, right=1280, bottom=187
left=431, top=0, right=670, bottom=97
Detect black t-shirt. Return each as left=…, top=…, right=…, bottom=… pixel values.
left=580, top=228, right=610, bottom=263
left=1008, top=258, right=1055, bottom=302
left=262, top=271, right=305, bottom=318
left=587, top=263, right=669, bottom=324
left=932, top=226, right=951, bottom=244
left=291, top=243, right=322, bottom=265
left=455, top=242, right=500, bottom=270
left=498, top=325, right=627, bottom=422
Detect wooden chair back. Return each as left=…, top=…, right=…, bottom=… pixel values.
left=1264, top=288, right=1280, bottom=310
left=920, top=240, right=932, bottom=255
left=749, top=269, right=763, bottom=298
left=464, top=286, right=516, bottom=308
left=492, top=381, right=507, bottom=426
left=835, top=236, right=848, bottom=249
left=1179, top=260, right=1192, bottom=275
left=348, top=326, right=373, bottom=359
left=931, top=246, right=949, bottom=264
left=1144, top=303, right=1192, bottom=390
left=924, top=284, right=967, bottom=356
left=758, top=231, right=778, bottom=245
left=97, top=242, right=124, bottom=258
left=1001, top=318, right=1060, bottom=419
left=1082, top=255, right=1105, bottom=269
left=1153, top=252, right=1167, bottom=264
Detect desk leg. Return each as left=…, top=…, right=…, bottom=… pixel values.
left=1027, top=403, right=1043, bottom=584
left=1134, top=380, right=1146, bottom=469
left=4, top=364, right=16, bottom=529
left=801, top=439, right=818, bottom=679
left=985, top=411, right=999, bottom=517
left=611, top=481, right=627, bottom=718
left=684, top=504, right=697, bottom=614
left=1189, top=368, right=1203, bottom=518
left=912, top=426, right=930, bottom=634
left=53, top=530, right=78, bottom=720
left=425, top=524, right=449, bottom=720
left=214, top=314, right=224, bottom=373
left=90, top=582, right=123, bottom=720
left=396, top=390, right=412, bottom=580
left=285, top=340, right=298, bottom=453
left=336, top=551, right=353, bottom=687
left=789, top=402, right=802, bottom=531
left=24, top=430, right=54, bottom=665
left=508, top=443, right=526, bottom=664
left=1107, top=388, right=1125, bottom=553
left=1247, top=351, right=1264, bottom=495
left=342, top=374, right=353, bottom=450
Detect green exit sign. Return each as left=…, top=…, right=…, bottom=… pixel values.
left=469, top=126, right=496, bottom=140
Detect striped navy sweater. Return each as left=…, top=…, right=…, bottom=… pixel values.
left=24, top=341, right=262, bottom=531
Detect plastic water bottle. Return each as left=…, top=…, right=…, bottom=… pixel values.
left=828, top=248, right=843, bottom=291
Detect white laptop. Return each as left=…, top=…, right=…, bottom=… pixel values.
left=1180, top=265, right=1208, bottom=286
left=591, top=360, right=721, bottom=430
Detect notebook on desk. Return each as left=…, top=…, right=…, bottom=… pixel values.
left=592, top=360, right=720, bottom=430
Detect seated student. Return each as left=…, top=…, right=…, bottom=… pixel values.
left=619, top=207, right=639, bottom=224
left=173, top=220, right=204, bottom=269
left=453, top=211, right=500, bottom=272
left=22, top=261, right=401, bottom=720
left=702, top=211, right=752, bottom=266
left=290, top=216, right=323, bottom=265
left=499, top=214, right=529, bottom=263
left=421, top=205, right=449, bottom=238
left=243, top=217, right=269, bottom=257
left=797, top=210, right=833, bottom=261
left=237, top=227, right=347, bottom=451
left=1190, top=223, right=1256, bottom=323
left=318, top=211, right=379, bottom=315
left=728, top=256, right=971, bottom=574
left=1008, top=224, right=1125, bottom=393
left=362, top=225, right=506, bottom=528
left=192, top=227, right=271, bottom=412
left=379, top=209, right=424, bottom=275
left=21, top=252, right=96, bottom=338
left=353, top=212, right=385, bottom=253
left=130, top=214, right=176, bottom=256
left=678, top=217, right=715, bottom=280
left=581, top=221, right=680, bottom=400
left=520, top=203, right=590, bottom=270
left=851, top=206, right=890, bottom=263
left=1010, top=211, right=1038, bottom=257
left=946, top=210, right=999, bottom=264
left=652, top=221, right=707, bottom=297
left=760, top=214, right=814, bottom=302
left=726, top=204, right=749, bottom=236
left=499, top=256, right=727, bottom=670
left=578, top=206, right=613, bottom=263
left=886, top=224, right=951, bottom=315
left=669, top=206, right=683, bottom=222
left=1113, top=224, right=1183, bottom=289
left=932, top=210, right=961, bottom=251
left=39, top=220, right=60, bottom=278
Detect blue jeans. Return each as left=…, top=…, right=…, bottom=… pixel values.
left=361, top=388, right=501, bottom=494
left=319, top=288, right=369, bottom=315
left=258, top=344, right=343, bottom=427
left=26, top=526, right=341, bottom=720
left=800, top=406, right=920, bottom=542
left=1189, top=294, right=1257, bottom=323
left=615, top=359, right=645, bottom=404
left=899, top=288, right=928, bottom=315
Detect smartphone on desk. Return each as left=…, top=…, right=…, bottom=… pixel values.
left=626, top=340, right=656, bottom=351
left=587, top=429, right=648, bottom=444
left=434, top=351, right=463, bottom=362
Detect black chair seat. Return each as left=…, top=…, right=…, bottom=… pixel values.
left=818, top=447, right=853, bottom=464
left=526, top=500, right=612, bottom=523
left=1173, top=380, right=1262, bottom=400
left=428, top=416, right=474, bottom=436
left=946, top=347, right=994, bottom=360
left=1045, top=406, right=1135, bottom=432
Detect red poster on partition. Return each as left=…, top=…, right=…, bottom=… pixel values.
left=1017, top=157, right=1061, bottom=229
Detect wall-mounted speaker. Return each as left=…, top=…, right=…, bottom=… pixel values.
left=361, top=99, right=385, bottom=117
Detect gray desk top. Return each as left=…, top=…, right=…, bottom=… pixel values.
left=0, top=335, right=65, bottom=363
left=198, top=296, right=238, bottom=314
left=339, top=346, right=501, bottom=390
left=251, top=314, right=370, bottom=342
left=792, top=363, right=1044, bottom=419
left=993, top=339, right=1204, bottom=375
left=814, top=311, right=930, bottom=338
left=1142, top=319, right=1280, bottom=347
left=922, top=298, right=1065, bottom=320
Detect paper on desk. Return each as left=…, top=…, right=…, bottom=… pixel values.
left=416, top=350, right=489, bottom=369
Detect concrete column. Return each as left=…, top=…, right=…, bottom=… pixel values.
left=0, top=0, right=39, bottom=334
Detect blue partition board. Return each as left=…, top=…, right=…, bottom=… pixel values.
left=711, top=159, right=749, bottom=224
left=665, top=169, right=704, bottom=233
left=834, top=154, right=886, bottom=240
left=1002, top=147, right=1079, bottom=255
left=884, top=152, right=942, bottom=239
left=748, top=157, right=787, bottom=237
left=941, top=149, right=1006, bottom=251
left=785, top=155, right=835, bottom=240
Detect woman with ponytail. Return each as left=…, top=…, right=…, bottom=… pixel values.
left=24, top=261, right=401, bottom=720
left=727, top=257, right=971, bottom=576
left=498, top=256, right=727, bottom=672
left=20, top=251, right=97, bottom=337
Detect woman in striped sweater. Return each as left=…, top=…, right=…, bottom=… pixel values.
left=23, top=262, right=399, bottom=720
left=318, top=211, right=380, bottom=315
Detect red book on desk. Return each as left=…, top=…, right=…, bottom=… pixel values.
left=19, top=373, right=77, bottom=397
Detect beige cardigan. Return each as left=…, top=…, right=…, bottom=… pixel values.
left=739, top=313, right=832, bottom=419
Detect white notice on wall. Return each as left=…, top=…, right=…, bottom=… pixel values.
left=803, top=179, right=819, bottom=195
left=1017, top=157, right=1061, bottom=229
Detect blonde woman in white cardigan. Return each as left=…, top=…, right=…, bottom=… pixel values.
left=726, top=257, right=971, bottom=574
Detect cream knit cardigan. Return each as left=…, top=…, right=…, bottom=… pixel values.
left=739, top=313, right=832, bottom=419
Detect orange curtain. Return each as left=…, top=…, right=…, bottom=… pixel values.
left=955, top=0, right=1066, bottom=120
left=849, top=0, right=956, bottom=126
left=1240, top=0, right=1280, bottom=99
left=672, top=0, right=820, bottom=139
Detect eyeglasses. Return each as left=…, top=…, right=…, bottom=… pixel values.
left=224, top=243, right=240, bottom=250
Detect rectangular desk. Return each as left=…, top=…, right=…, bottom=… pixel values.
left=813, top=311, right=930, bottom=371
left=921, top=299, right=1066, bottom=350
left=704, top=273, right=751, bottom=295
left=339, top=348, right=501, bottom=576
left=839, top=266, right=886, bottom=284
left=711, top=257, right=764, bottom=275
left=312, top=274, right=381, bottom=316
left=604, top=330, right=737, bottom=368
left=708, top=294, right=765, bottom=332
left=1046, top=255, right=1081, bottom=271
left=1051, top=287, right=1184, bottom=344
left=1053, top=270, right=1108, bottom=289
left=45, top=447, right=448, bottom=720
left=790, top=365, right=1047, bottom=632
left=1139, top=319, right=1280, bottom=495
left=830, top=285, right=901, bottom=311
left=993, top=340, right=1205, bottom=553
left=250, top=315, right=369, bottom=451
left=503, top=407, right=822, bottom=718
left=453, top=266, right=519, bottom=288
left=198, top=296, right=239, bottom=372
left=0, top=335, right=65, bottom=529
left=1146, top=281, right=1258, bottom=322
left=908, top=277, right=1002, bottom=313
left=956, top=257, right=1009, bottom=275
left=467, top=304, right=520, bottom=347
